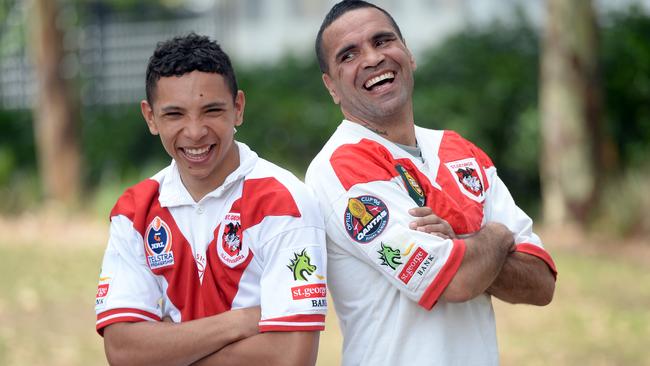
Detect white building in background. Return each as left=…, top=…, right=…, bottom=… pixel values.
left=1, top=0, right=648, bottom=108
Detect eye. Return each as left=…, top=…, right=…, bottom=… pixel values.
left=163, top=112, right=183, bottom=119
left=341, top=52, right=355, bottom=63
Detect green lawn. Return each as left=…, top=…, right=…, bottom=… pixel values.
left=1, top=220, right=648, bottom=366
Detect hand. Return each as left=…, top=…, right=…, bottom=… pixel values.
left=408, top=206, right=456, bottom=239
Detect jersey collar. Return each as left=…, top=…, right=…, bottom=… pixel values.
left=157, top=141, right=258, bottom=207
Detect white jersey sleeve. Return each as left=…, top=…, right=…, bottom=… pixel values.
left=95, top=215, right=163, bottom=334
left=256, top=225, right=328, bottom=331
left=320, top=177, right=466, bottom=310
left=483, top=167, right=557, bottom=274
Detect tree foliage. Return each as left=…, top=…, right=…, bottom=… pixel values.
left=1, top=7, right=649, bottom=220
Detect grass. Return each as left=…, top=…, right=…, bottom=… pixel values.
left=0, top=215, right=648, bottom=365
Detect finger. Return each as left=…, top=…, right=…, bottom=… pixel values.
left=408, top=206, right=433, bottom=217
left=413, top=215, right=444, bottom=227
left=416, top=223, right=450, bottom=234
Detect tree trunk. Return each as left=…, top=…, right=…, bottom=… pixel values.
left=31, top=0, right=81, bottom=207
left=540, top=0, right=602, bottom=228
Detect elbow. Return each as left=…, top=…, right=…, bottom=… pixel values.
left=103, top=326, right=134, bottom=366
left=533, top=280, right=555, bottom=306
left=440, top=283, right=478, bottom=303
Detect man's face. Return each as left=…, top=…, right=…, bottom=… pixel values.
left=141, top=71, right=244, bottom=194
left=321, top=7, right=416, bottom=125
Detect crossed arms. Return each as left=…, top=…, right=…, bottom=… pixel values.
left=103, top=308, right=319, bottom=366
left=409, top=206, right=555, bottom=305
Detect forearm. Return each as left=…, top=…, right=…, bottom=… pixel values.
left=441, top=222, right=514, bottom=302
left=487, top=251, right=555, bottom=305
left=192, top=331, right=320, bottom=366
left=104, top=308, right=258, bottom=366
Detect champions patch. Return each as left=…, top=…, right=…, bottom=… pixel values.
left=217, top=212, right=249, bottom=268
left=145, top=216, right=175, bottom=269
left=344, top=195, right=389, bottom=243
left=445, top=158, right=485, bottom=202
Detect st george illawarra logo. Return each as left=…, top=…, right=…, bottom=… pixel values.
left=344, top=195, right=389, bottom=243
left=145, top=216, right=175, bottom=269
left=217, top=212, right=250, bottom=268
left=445, top=158, right=486, bottom=202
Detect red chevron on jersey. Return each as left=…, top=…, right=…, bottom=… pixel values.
left=330, top=138, right=480, bottom=234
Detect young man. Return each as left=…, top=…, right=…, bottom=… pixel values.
left=306, top=1, right=557, bottom=365
left=95, top=33, right=326, bottom=366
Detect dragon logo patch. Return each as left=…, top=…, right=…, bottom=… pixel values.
left=378, top=242, right=402, bottom=270
left=287, top=249, right=317, bottom=281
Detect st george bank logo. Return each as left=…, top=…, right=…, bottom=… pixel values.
left=344, top=195, right=389, bottom=243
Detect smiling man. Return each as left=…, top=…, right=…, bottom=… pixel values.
left=95, top=33, right=326, bottom=366
left=305, top=1, right=557, bottom=365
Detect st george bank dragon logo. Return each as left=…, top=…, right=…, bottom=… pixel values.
left=144, top=216, right=174, bottom=269
left=344, top=195, right=389, bottom=243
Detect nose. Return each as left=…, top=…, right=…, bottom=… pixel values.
left=361, top=46, right=384, bottom=68
left=184, top=117, right=208, bottom=141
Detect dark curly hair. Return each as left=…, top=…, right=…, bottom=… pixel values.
left=315, top=0, right=404, bottom=74
left=145, top=33, right=238, bottom=103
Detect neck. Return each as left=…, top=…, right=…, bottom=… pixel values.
left=346, top=114, right=416, bottom=147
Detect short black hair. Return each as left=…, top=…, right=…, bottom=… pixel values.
left=145, top=33, right=238, bottom=104
left=315, top=0, right=404, bottom=74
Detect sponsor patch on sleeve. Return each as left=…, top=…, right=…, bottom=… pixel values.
left=343, top=195, right=389, bottom=244
left=95, top=276, right=111, bottom=308
left=286, top=247, right=327, bottom=308
left=375, top=229, right=438, bottom=290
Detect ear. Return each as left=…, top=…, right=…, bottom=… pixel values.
left=234, top=90, right=245, bottom=127
left=322, top=73, right=340, bottom=105
left=140, top=100, right=159, bottom=135
left=409, top=48, right=417, bottom=71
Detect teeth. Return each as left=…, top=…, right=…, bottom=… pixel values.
left=365, top=72, right=395, bottom=89
left=184, top=146, right=210, bottom=156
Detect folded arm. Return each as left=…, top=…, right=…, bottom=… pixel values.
left=192, top=331, right=320, bottom=366
left=440, top=221, right=514, bottom=302
left=487, top=251, right=555, bottom=305
left=103, top=307, right=260, bottom=366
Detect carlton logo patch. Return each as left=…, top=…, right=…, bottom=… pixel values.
left=445, top=158, right=485, bottom=202
left=145, top=216, right=175, bottom=269
left=217, top=212, right=249, bottom=268
left=344, top=195, right=389, bottom=243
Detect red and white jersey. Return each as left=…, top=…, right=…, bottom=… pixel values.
left=96, top=142, right=327, bottom=335
left=305, top=120, right=556, bottom=366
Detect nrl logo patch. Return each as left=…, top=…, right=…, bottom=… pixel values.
left=287, top=249, right=317, bottom=281
left=145, top=216, right=175, bottom=269
left=445, top=158, right=485, bottom=202
left=217, top=212, right=249, bottom=268
left=344, top=195, right=389, bottom=243
left=395, top=164, right=426, bottom=207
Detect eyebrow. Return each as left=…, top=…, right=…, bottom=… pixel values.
left=202, top=102, right=227, bottom=110
left=160, top=105, right=184, bottom=113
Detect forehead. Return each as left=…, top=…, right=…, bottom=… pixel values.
left=322, top=7, right=399, bottom=55
left=154, top=71, right=231, bottom=104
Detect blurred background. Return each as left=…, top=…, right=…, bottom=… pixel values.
left=0, top=0, right=649, bottom=365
